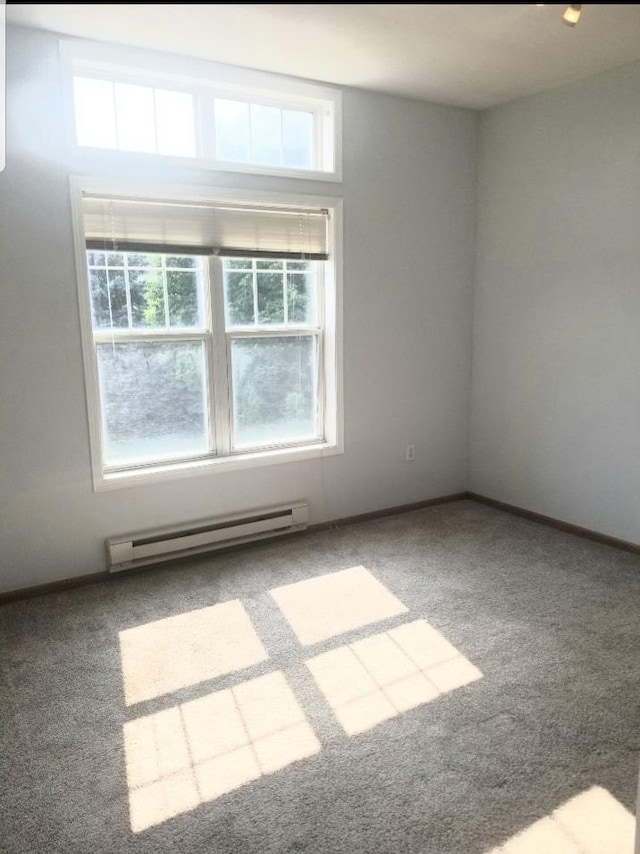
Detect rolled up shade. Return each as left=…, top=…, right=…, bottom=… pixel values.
left=82, top=194, right=330, bottom=260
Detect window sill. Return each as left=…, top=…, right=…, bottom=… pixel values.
left=71, top=145, right=343, bottom=184
left=95, top=441, right=343, bottom=492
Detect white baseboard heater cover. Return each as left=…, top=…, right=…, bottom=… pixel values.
left=107, top=502, right=309, bottom=573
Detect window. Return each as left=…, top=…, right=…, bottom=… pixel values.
left=72, top=183, right=342, bottom=488
left=65, top=44, right=341, bottom=179
left=88, top=251, right=209, bottom=468
left=223, top=258, right=321, bottom=449
left=73, top=77, right=196, bottom=157
left=214, top=99, right=314, bottom=170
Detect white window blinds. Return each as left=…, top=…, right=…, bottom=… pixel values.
left=82, top=194, right=330, bottom=260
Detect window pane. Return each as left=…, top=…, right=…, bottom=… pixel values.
left=107, top=270, right=128, bottom=327
left=73, top=77, right=117, bottom=149
left=128, top=253, right=162, bottom=269
left=128, top=268, right=165, bottom=328
left=225, top=259, right=252, bottom=271
left=89, top=269, right=112, bottom=328
left=167, top=270, right=201, bottom=327
left=282, top=109, right=313, bottom=169
left=89, top=254, right=204, bottom=330
left=250, top=104, right=281, bottom=166
left=154, top=88, right=196, bottom=157
left=215, top=99, right=250, bottom=162
left=97, top=341, right=209, bottom=467
left=87, top=251, right=106, bottom=267
left=89, top=267, right=128, bottom=329
left=166, top=256, right=197, bottom=269
left=287, top=271, right=316, bottom=325
left=224, top=270, right=255, bottom=327
left=257, top=271, right=284, bottom=324
left=231, top=336, right=317, bottom=448
left=256, top=260, right=282, bottom=271
left=115, top=82, right=156, bottom=153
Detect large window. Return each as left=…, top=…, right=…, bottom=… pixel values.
left=65, top=43, right=341, bottom=180
left=73, top=184, right=342, bottom=488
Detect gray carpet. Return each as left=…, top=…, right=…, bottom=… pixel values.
left=1, top=499, right=639, bottom=854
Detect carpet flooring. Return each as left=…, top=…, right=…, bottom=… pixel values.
left=1, top=499, right=639, bottom=853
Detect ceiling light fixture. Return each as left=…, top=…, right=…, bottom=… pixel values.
left=562, top=4, right=582, bottom=26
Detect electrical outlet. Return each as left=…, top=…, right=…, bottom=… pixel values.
left=405, top=444, right=415, bottom=462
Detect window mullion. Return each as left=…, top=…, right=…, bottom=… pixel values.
left=123, top=254, right=133, bottom=329
left=161, top=256, right=170, bottom=328
left=315, top=263, right=325, bottom=439
left=315, top=330, right=325, bottom=440
left=209, top=257, right=232, bottom=456
left=252, top=261, right=258, bottom=326
left=316, top=262, right=325, bottom=334
left=283, top=262, right=288, bottom=326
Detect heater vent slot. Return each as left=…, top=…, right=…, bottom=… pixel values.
left=107, top=503, right=308, bottom=572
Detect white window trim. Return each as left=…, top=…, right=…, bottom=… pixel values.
left=70, top=176, right=344, bottom=492
left=60, top=39, right=342, bottom=183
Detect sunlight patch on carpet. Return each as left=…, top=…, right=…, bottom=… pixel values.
left=486, top=786, right=635, bottom=854
left=306, top=618, right=482, bottom=735
left=119, top=599, right=268, bottom=705
left=270, top=565, right=408, bottom=646
left=123, top=670, right=320, bottom=832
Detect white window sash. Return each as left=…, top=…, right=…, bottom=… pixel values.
left=90, top=254, right=326, bottom=473
left=70, top=178, right=343, bottom=490
left=65, top=45, right=342, bottom=180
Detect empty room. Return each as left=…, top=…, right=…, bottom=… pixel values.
left=2, top=4, right=640, bottom=852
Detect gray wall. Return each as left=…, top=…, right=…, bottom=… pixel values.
left=470, top=62, right=640, bottom=544
left=0, top=26, right=477, bottom=593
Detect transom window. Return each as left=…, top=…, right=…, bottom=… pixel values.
left=73, top=186, right=341, bottom=487
left=214, top=99, right=314, bottom=170
left=73, top=77, right=197, bottom=157
left=67, top=50, right=340, bottom=178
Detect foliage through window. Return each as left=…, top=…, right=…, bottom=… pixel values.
left=87, top=252, right=208, bottom=467
left=223, top=259, right=319, bottom=448
left=75, top=185, right=339, bottom=484
left=86, top=250, right=327, bottom=473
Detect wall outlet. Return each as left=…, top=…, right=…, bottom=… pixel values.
left=405, top=444, right=415, bottom=462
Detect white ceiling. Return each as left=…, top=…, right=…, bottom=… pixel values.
left=8, top=4, right=640, bottom=109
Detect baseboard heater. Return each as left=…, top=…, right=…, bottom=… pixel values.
left=107, top=502, right=309, bottom=573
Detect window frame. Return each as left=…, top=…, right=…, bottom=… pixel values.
left=218, top=258, right=326, bottom=454
left=61, top=40, right=342, bottom=182
left=70, top=177, right=344, bottom=491
left=89, top=251, right=217, bottom=471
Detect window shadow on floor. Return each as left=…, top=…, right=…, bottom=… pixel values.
left=1, top=507, right=640, bottom=853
